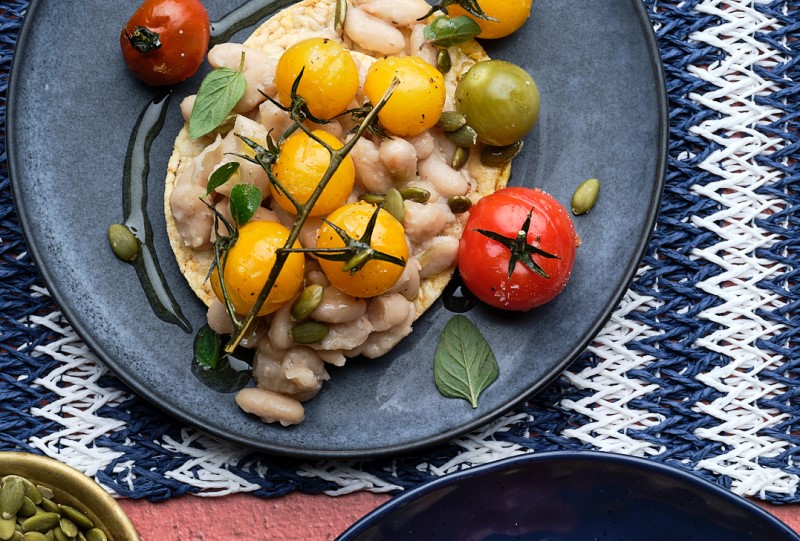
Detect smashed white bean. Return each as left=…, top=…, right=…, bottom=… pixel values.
left=356, top=304, right=415, bottom=359
left=169, top=163, right=214, bottom=248
left=380, top=137, right=418, bottom=182
left=416, top=236, right=460, bottom=278
left=417, top=144, right=470, bottom=198
left=208, top=43, right=278, bottom=112
left=409, top=23, right=438, bottom=67
left=310, top=287, right=368, bottom=324
left=403, top=199, right=454, bottom=244
left=350, top=136, right=394, bottom=193
left=366, top=293, right=414, bottom=332
left=388, top=257, right=421, bottom=301
left=357, top=0, right=431, bottom=27
left=312, top=316, right=374, bottom=351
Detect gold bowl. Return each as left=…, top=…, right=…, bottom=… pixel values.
left=0, top=452, right=139, bottom=541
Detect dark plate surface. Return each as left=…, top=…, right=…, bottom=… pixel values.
left=337, top=452, right=800, bottom=540
left=7, top=0, right=667, bottom=458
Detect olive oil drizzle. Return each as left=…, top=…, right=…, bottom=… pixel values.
left=209, top=0, right=299, bottom=46
left=123, top=91, right=192, bottom=333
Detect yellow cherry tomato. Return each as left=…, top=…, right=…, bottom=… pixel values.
left=448, top=0, right=532, bottom=39
left=211, top=221, right=304, bottom=316
left=275, top=37, right=359, bottom=120
left=363, top=56, right=445, bottom=137
left=271, top=129, right=355, bottom=217
left=317, top=202, right=409, bottom=298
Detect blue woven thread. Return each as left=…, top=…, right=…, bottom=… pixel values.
left=1, top=0, right=798, bottom=502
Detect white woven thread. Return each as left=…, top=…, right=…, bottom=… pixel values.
left=556, top=0, right=797, bottom=498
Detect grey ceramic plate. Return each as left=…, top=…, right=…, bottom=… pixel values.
left=8, top=0, right=667, bottom=458
left=338, top=452, right=800, bottom=540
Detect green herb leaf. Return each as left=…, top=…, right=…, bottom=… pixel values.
left=434, top=315, right=498, bottom=408
left=189, top=60, right=247, bottom=140
left=424, top=16, right=482, bottom=47
left=194, top=325, right=222, bottom=370
left=204, top=162, right=240, bottom=197
left=229, top=183, right=262, bottom=226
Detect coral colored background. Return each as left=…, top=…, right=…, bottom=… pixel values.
left=118, top=492, right=799, bottom=540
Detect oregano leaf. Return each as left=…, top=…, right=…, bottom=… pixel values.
left=424, top=16, right=482, bottom=47
left=229, top=183, right=262, bottom=226
left=194, top=325, right=222, bottom=370
left=189, top=60, right=247, bottom=140
left=204, top=162, right=240, bottom=197
left=434, top=315, right=498, bottom=408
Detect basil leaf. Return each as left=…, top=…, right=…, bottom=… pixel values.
left=424, top=16, right=481, bottom=47
left=194, top=325, right=222, bottom=370
left=204, top=162, right=240, bottom=197
left=434, top=315, right=498, bottom=408
left=229, top=183, right=262, bottom=226
left=189, top=65, right=247, bottom=140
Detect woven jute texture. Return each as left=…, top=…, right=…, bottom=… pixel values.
left=1, top=0, right=798, bottom=502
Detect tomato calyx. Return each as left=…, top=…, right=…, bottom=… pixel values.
left=125, top=26, right=162, bottom=54
left=420, top=0, right=499, bottom=23
left=285, top=205, right=407, bottom=275
left=474, top=208, right=560, bottom=280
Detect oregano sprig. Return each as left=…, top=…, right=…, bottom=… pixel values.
left=189, top=53, right=247, bottom=139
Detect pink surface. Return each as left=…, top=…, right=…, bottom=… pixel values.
left=119, top=492, right=799, bottom=540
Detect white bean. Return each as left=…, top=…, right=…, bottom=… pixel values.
left=402, top=200, right=454, bottom=243
left=409, top=23, right=438, bottom=67
left=313, top=316, right=373, bottom=351
left=388, top=257, right=421, bottom=301
left=380, top=137, right=418, bottom=182
left=236, top=387, right=305, bottom=426
left=169, top=179, right=213, bottom=248
left=366, top=293, right=414, bottom=332
left=356, top=305, right=415, bottom=359
left=417, top=236, right=460, bottom=278
left=311, top=287, right=368, bottom=324
left=208, top=43, right=278, bottom=113
left=350, top=137, right=394, bottom=193
left=344, top=6, right=405, bottom=56
left=357, top=0, right=431, bottom=27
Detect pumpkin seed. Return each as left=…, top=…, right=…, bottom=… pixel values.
left=436, top=48, right=451, bottom=74
left=16, top=499, right=35, bottom=519
left=291, top=321, right=329, bottom=345
left=55, top=508, right=91, bottom=531
left=398, top=187, right=430, bottom=203
left=36, top=501, right=57, bottom=516
left=291, top=285, right=324, bottom=322
left=84, top=530, right=105, bottom=541
left=437, top=111, right=466, bottom=132
left=451, top=146, right=470, bottom=170
left=383, top=188, right=404, bottom=222
left=43, top=532, right=53, bottom=541
left=33, top=489, right=51, bottom=502
left=480, top=141, right=524, bottom=166
left=571, top=178, right=600, bottom=215
left=21, top=533, right=48, bottom=541
left=20, top=483, right=40, bottom=507
left=447, top=196, right=472, bottom=214
left=0, top=477, right=26, bottom=520
left=358, top=192, right=385, bottom=205
left=51, top=528, right=68, bottom=541
left=76, top=533, right=86, bottom=541
left=107, top=224, right=140, bottom=262
left=57, top=519, right=76, bottom=539
left=21, top=513, right=59, bottom=534
left=0, top=517, right=16, bottom=541
left=334, top=0, right=347, bottom=33
left=444, top=124, right=478, bottom=147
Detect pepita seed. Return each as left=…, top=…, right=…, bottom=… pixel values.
left=0, top=517, right=16, bottom=541
left=43, top=532, right=53, bottom=541
left=0, top=477, right=26, bottom=520
left=51, top=528, right=68, bottom=541
left=451, top=146, right=470, bottom=170
left=21, top=513, right=59, bottom=534
left=107, top=224, right=140, bottom=262
left=9, top=530, right=21, bottom=541
left=21, top=533, right=47, bottom=541
left=36, top=501, right=57, bottom=516
left=571, top=178, right=600, bottom=215
left=334, top=0, right=347, bottom=33
left=84, top=530, right=106, bottom=541
left=55, top=508, right=91, bottom=531
left=436, top=48, right=451, bottom=74
left=76, top=533, right=86, bottom=541
left=358, top=192, right=385, bottom=205
left=437, top=111, right=466, bottom=132
left=291, top=284, right=324, bottom=322
left=33, top=489, right=51, bottom=502
left=383, top=188, right=404, bottom=223
left=16, top=499, right=35, bottom=519
left=444, top=124, right=478, bottom=147
left=447, top=196, right=472, bottom=214
left=480, top=140, right=524, bottom=166
left=398, top=187, right=430, bottom=203
left=20, top=483, right=41, bottom=507
left=57, top=519, right=76, bottom=539
left=291, top=321, right=329, bottom=345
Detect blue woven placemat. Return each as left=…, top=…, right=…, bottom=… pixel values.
left=1, top=0, right=798, bottom=503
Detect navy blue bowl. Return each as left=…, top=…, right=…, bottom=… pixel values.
left=337, top=452, right=799, bottom=541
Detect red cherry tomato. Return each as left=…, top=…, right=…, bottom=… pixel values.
left=120, top=0, right=210, bottom=86
left=458, top=187, right=579, bottom=311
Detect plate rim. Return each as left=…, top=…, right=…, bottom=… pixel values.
left=6, top=0, right=669, bottom=459
left=336, top=450, right=800, bottom=540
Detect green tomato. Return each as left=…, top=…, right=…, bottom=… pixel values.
left=454, top=60, right=540, bottom=147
